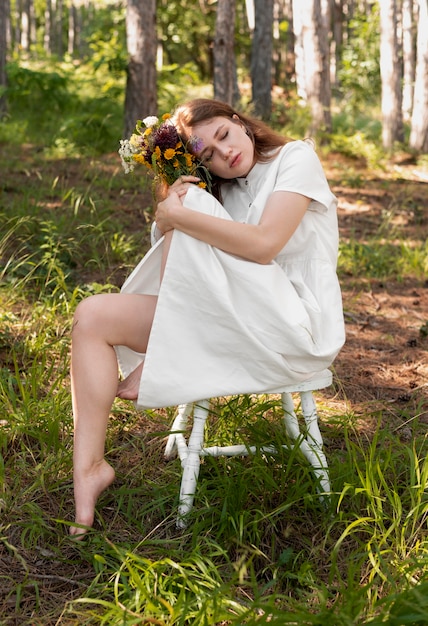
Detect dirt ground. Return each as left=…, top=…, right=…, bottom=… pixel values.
left=322, top=152, right=428, bottom=434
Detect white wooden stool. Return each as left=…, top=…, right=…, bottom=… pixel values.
left=164, top=369, right=333, bottom=528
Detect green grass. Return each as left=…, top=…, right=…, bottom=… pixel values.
left=1, top=60, right=427, bottom=624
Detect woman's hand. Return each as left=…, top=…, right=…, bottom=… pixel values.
left=167, top=175, right=200, bottom=199
left=155, top=176, right=200, bottom=233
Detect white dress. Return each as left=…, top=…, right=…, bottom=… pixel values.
left=115, top=141, right=345, bottom=408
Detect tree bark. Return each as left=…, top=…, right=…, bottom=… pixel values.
left=379, top=0, right=404, bottom=149
left=292, top=0, right=331, bottom=134
left=213, top=0, right=238, bottom=105
left=68, top=0, right=76, bottom=57
left=409, top=0, right=428, bottom=151
left=44, top=0, right=52, bottom=54
left=20, top=0, right=31, bottom=51
left=401, top=0, right=415, bottom=122
left=331, top=0, right=343, bottom=89
left=0, top=0, right=8, bottom=116
left=124, top=0, right=157, bottom=139
left=251, top=0, right=273, bottom=119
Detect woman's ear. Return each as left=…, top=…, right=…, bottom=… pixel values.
left=232, top=114, right=246, bottom=131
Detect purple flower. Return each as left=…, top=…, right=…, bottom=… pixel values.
left=153, top=123, right=180, bottom=150
left=189, top=135, right=204, bottom=154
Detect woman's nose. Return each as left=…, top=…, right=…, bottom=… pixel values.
left=220, top=146, right=231, bottom=160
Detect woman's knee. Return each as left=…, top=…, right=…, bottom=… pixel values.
left=72, top=294, right=108, bottom=336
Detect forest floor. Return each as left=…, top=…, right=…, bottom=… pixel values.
left=1, top=146, right=428, bottom=623
left=322, top=151, right=428, bottom=436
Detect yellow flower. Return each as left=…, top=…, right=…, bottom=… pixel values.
left=164, top=148, right=176, bottom=160
left=144, top=127, right=153, bottom=137
left=185, top=153, right=194, bottom=168
left=134, top=154, right=151, bottom=167
left=162, top=113, right=171, bottom=120
left=154, top=146, right=161, bottom=159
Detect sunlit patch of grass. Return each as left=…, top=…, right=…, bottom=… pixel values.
left=338, top=238, right=428, bottom=280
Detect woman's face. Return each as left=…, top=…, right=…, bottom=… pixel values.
left=191, top=115, right=255, bottom=179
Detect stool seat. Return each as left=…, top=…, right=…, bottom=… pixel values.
left=164, top=369, right=333, bottom=528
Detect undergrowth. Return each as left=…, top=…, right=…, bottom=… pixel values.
left=0, top=60, right=427, bottom=624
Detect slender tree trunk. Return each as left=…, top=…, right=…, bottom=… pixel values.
left=68, top=0, right=75, bottom=56
left=331, top=0, right=343, bottom=89
left=379, top=0, right=404, bottom=149
left=409, top=0, right=428, bottom=151
left=213, top=0, right=238, bottom=105
left=20, top=0, right=31, bottom=51
left=58, top=0, right=64, bottom=57
left=44, top=0, right=52, bottom=53
left=293, top=0, right=331, bottom=134
left=292, top=0, right=306, bottom=99
left=402, top=0, right=415, bottom=122
left=14, top=0, right=21, bottom=54
left=0, top=0, right=8, bottom=116
left=124, top=0, right=157, bottom=139
left=251, top=0, right=273, bottom=119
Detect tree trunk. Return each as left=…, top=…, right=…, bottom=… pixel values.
left=401, top=0, right=415, bottom=122
left=20, top=0, right=31, bottom=51
left=53, top=0, right=64, bottom=58
left=379, top=0, right=404, bottom=149
left=213, top=0, right=238, bottom=105
left=292, top=0, right=331, bottom=135
left=68, top=0, right=76, bottom=56
left=409, top=0, right=428, bottom=151
left=292, top=0, right=306, bottom=99
left=0, top=0, right=8, bottom=116
left=124, top=0, right=157, bottom=139
left=44, top=0, right=52, bottom=54
left=331, top=0, right=343, bottom=89
left=251, top=0, right=273, bottom=119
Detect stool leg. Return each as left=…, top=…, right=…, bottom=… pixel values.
left=281, top=391, right=331, bottom=496
left=300, top=391, right=331, bottom=493
left=164, top=403, right=193, bottom=461
left=177, top=399, right=209, bottom=528
left=281, top=392, right=301, bottom=440
left=299, top=391, right=331, bottom=495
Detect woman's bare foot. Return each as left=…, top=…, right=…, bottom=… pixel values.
left=70, top=459, right=115, bottom=539
left=116, top=361, right=144, bottom=400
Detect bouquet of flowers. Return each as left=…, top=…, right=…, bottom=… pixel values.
left=119, top=113, right=212, bottom=194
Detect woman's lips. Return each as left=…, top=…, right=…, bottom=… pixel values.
left=230, top=153, right=241, bottom=168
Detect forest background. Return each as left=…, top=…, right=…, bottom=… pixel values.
left=0, top=0, right=427, bottom=624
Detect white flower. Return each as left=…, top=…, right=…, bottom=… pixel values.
left=142, top=115, right=159, bottom=128
left=118, top=139, right=136, bottom=173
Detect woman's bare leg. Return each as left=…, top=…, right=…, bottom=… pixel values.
left=70, top=292, right=157, bottom=537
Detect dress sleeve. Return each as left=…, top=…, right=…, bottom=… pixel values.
left=273, top=141, right=336, bottom=214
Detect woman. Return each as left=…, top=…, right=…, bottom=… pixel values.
left=70, top=98, right=345, bottom=537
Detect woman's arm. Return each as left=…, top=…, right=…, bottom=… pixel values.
left=155, top=185, right=310, bottom=265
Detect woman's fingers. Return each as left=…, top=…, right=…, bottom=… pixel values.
left=167, top=177, right=198, bottom=198
left=172, top=175, right=200, bottom=186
